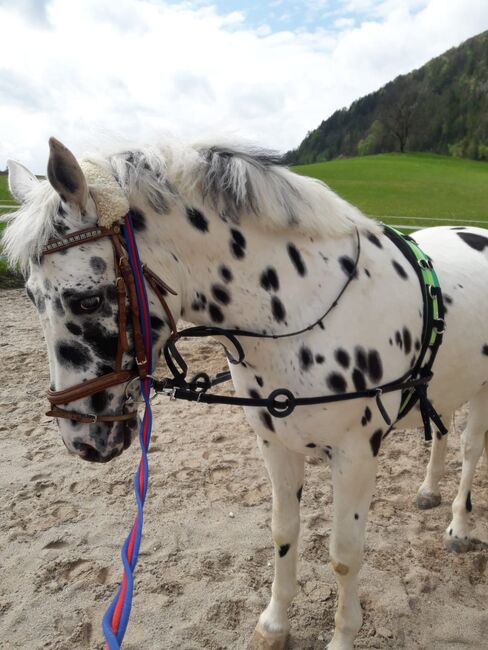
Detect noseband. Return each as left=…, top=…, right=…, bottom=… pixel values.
left=43, top=219, right=177, bottom=424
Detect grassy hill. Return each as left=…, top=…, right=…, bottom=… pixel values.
left=287, top=30, right=488, bottom=164
left=294, top=153, right=488, bottom=230
left=0, top=174, right=16, bottom=210
left=0, top=175, right=21, bottom=287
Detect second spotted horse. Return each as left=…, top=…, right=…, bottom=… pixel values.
left=4, top=138, right=488, bottom=649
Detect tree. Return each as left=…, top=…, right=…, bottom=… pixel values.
left=380, top=90, right=418, bottom=153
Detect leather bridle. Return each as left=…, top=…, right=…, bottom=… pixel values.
left=42, top=221, right=178, bottom=424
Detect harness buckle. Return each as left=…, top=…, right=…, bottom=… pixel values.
left=418, top=258, right=433, bottom=270
left=434, top=318, right=445, bottom=334
left=136, top=356, right=147, bottom=367
left=90, top=414, right=98, bottom=424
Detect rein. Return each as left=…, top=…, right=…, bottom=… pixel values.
left=101, top=213, right=154, bottom=649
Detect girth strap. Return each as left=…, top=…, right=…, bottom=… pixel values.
left=383, top=226, right=447, bottom=441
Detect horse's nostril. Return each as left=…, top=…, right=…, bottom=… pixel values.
left=77, top=442, right=121, bottom=463
left=78, top=443, right=103, bottom=462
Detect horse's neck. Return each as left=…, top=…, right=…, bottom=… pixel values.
left=140, top=201, right=362, bottom=334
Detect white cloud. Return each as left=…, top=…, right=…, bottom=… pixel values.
left=0, top=0, right=487, bottom=172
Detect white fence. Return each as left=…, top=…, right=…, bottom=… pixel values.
left=372, top=215, right=487, bottom=231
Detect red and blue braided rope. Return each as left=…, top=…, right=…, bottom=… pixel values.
left=102, top=211, right=154, bottom=649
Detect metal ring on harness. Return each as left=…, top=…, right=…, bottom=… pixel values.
left=189, top=372, right=212, bottom=393
left=267, top=388, right=296, bottom=418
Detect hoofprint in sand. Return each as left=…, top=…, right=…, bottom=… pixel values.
left=0, top=288, right=487, bottom=650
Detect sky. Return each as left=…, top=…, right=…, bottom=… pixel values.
left=1, top=0, right=488, bottom=173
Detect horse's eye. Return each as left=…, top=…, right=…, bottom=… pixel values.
left=78, top=296, right=102, bottom=313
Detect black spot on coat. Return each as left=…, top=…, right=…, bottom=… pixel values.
left=352, top=368, right=366, bottom=391
left=370, top=429, right=383, bottom=456
left=260, top=411, right=275, bottom=432
left=457, top=232, right=488, bottom=251
left=130, top=208, right=146, bottom=231
left=56, top=341, right=92, bottom=369
left=366, top=232, right=382, bottom=248
left=209, top=303, right=224, bottom=323
left=91, top=391, right=108, bottom=413
left=335, top=348, right=350, bottom=369
left=392, top=260, right=408, bottom=279
left=287, top=243, right=307, bottom=276
left=361, top=406, right=372, bottom=426
left=219, top=265, right=233, bottom=283
left=150, top=315, right=165, bottom=331
left=299, top=346, right=314, bottom=371
left=230, top=229, right=246, bottom=259
left=367, top=350, right=383, bottom=382
left=212, top=285, right=231, bottom=305
left=82, top=322, right=118, bottom=361
left=271, top=296, right=286, bottom=322
left=279, top=544, right=290, bottom=558
left=402, top=327, right=412, bottom=355
left=260, top=267, right=279, bottom=291
left=66, top=321, right=82, bottom=336
left=327, top=372, right=347, bottom=393
left=187, top=207, right=209, bottom=232
left=90, top=256, right=107, bottom=275
left=339, top=256, right=357, bottom=278
left=355, top=347, right=367, bottom=372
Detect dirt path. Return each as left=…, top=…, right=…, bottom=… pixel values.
left=0, top=289, right=487, bottom=649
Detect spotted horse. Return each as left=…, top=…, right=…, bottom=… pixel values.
left=4, top=138, right=488, bottom=649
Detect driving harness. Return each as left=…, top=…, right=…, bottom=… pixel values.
left=42, top=212, right=447, bottom=441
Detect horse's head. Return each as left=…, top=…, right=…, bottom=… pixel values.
left=6, top=139, right=177, bottom=462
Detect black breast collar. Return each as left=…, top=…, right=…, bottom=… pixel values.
left=153, top=225, right=447, bottom=441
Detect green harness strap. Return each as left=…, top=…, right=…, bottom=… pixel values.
left=383, top=226, right=447, bottom=440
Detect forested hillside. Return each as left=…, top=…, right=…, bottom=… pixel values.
left=287, top=31, right=488, bottom=164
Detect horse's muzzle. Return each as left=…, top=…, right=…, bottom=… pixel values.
left=77, top=443, right=122, bottom=463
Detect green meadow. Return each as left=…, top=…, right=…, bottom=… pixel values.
left=0, top=175, right=20, bottom=285
left=293, top=153, right=488, bottom=230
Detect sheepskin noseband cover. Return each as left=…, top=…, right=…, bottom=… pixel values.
left=80, top=160, right=129, bottom=228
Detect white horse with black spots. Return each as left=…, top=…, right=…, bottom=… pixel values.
left=4, top=138, right=488, bottom=649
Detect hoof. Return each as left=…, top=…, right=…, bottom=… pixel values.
left=248, top=626, right=288, bottom=650
left=416, top=491, right=441, bottom=510
left=445, top=534, right=488, bottom=553
left=445, top=535, right=473, bottom=553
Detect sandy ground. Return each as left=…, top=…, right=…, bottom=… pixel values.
left=0, top=288, right=487, bottom=650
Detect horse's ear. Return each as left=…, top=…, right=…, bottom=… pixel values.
left=7, top=160, right=39, bottom=203
left=47, top=137, right=88, bottom=212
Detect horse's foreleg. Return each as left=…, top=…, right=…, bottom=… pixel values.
left=250, top=437, right=304, bottom=650
left=416, top=420, right=450, bottom=509
left=446, top=389, right=488, bottom=552
left=327, top=439, right=378, bottom=650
